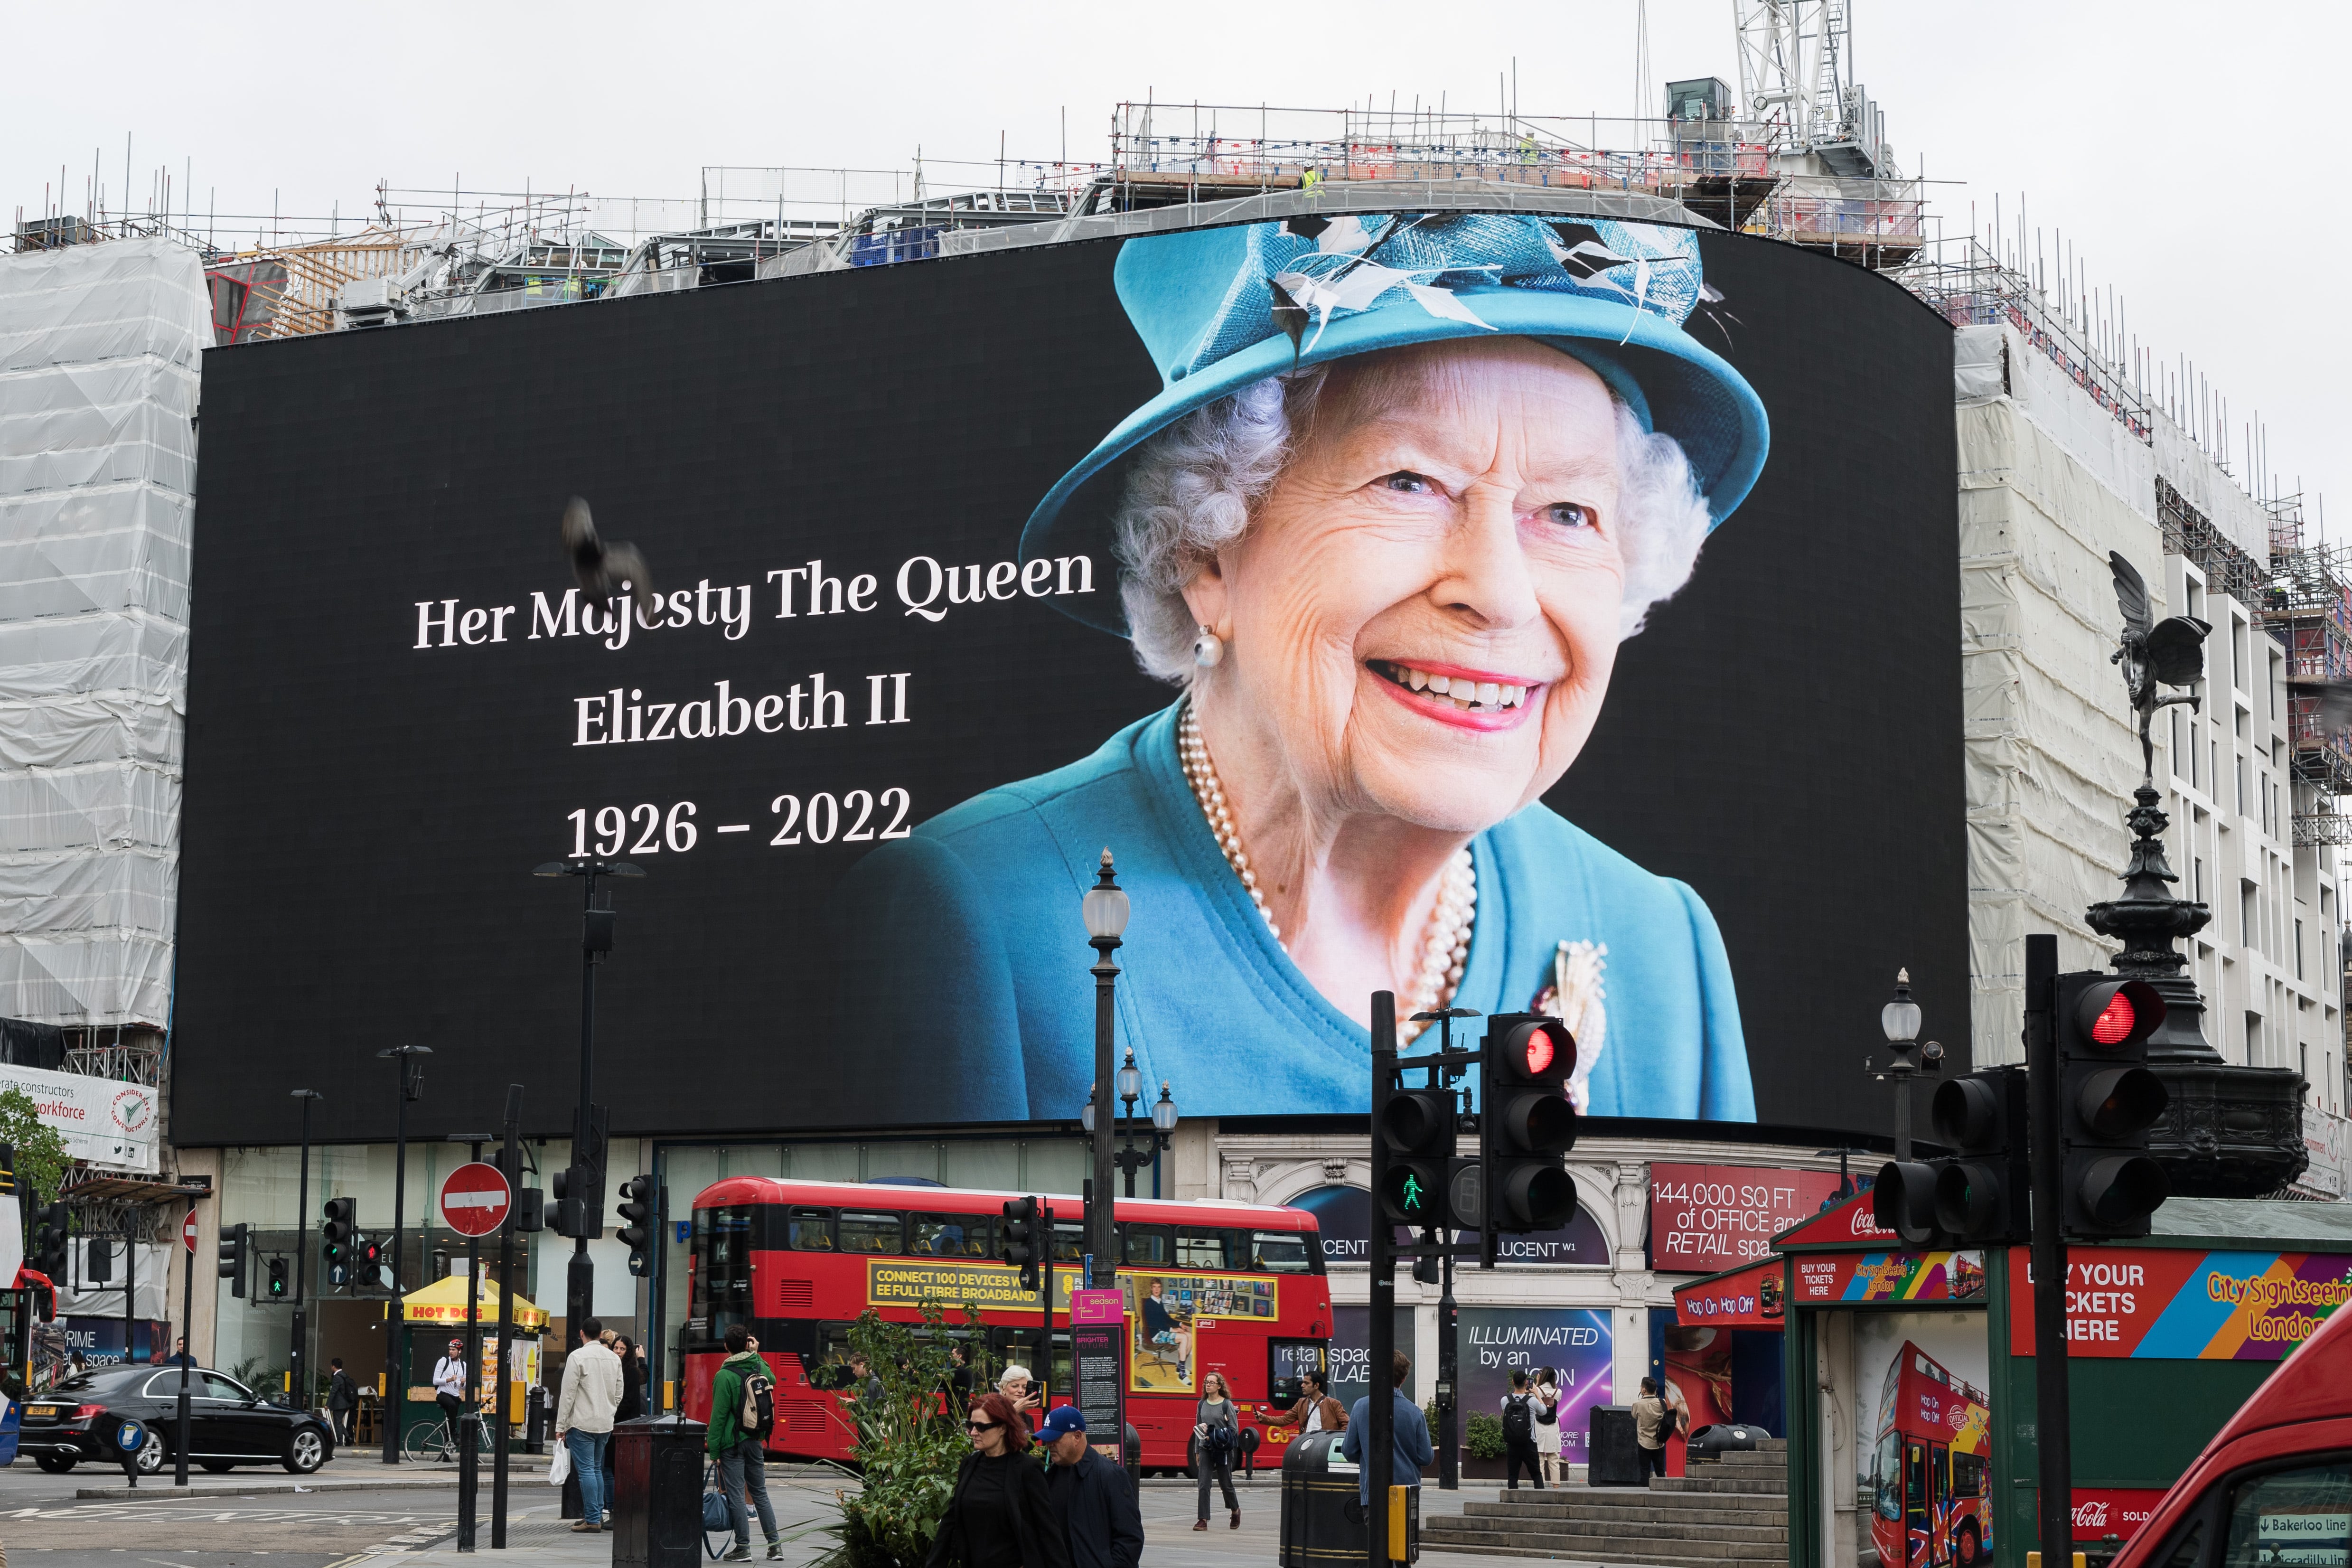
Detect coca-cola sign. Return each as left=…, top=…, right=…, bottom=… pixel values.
left=2045, top=1488, right=2165, bottom=1542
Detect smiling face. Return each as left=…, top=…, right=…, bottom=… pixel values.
left=1187, top=337, right=1627, bottom=835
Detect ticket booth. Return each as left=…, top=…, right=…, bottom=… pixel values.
left=1760, top=1191, right=2352, bottom=1568
left=395, top=1274, right=551, bottom=1448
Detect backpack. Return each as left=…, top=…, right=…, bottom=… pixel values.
left=1502, top=1393, right=1533, bottom=1442
left=742, top=1367, right=777, bottom=1441
left=1535, top=1390, right=1558, bottom=1426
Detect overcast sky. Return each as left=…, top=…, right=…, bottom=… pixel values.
left=8, top=1, right=2343, bottom=526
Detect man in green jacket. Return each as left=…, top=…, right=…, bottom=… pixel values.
left=707, top=1326, right=778, bottom=1561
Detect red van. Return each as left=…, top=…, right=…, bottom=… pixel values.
left=2107, top=1293, right=2352, bottom=1568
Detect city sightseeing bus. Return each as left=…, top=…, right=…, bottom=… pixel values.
left=1871, top=1341, right=1994, bottom=1568
left=680, top=1179, right=1331, bottom=1470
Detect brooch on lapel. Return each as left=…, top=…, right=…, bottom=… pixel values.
left=1529, top=940, right=1606, bottom=1112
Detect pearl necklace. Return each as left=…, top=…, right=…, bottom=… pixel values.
left=1177, top=701, right=1475, bottom=1044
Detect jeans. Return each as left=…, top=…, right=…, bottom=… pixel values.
left=1197, top=1453, right=1238, bottom=1521
left=1638, top=1443, right=1667, bottom=1482
left=720, top=1439, right=778, bottom=1545
left=567, top=1430, right=612, bottom=1523
left=1505, top=1436, right=1544, bottom=1489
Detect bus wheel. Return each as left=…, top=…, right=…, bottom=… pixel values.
left=1956, top=1523, right=1981, bottom=1566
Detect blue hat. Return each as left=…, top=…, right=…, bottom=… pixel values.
left=1038, top=1405, right=1087, bottom=1439
left=1020, top=211, right=1770, bottom=636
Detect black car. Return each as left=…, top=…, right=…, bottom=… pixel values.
left=19, top=1364, right=334, bottom=1475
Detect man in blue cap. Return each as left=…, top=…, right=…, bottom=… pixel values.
left=1039, top=1406, right=1143, bottom=1568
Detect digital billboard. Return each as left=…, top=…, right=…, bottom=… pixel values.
left=176, top=207, right=1963, bottom=1145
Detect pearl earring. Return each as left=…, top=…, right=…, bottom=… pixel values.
left=1192, top=625, right=1225, bottom=668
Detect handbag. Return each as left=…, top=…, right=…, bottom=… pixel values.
left=548, top=1443, right=572, bottom=1486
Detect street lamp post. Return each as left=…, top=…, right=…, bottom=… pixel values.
left=1080, top=849, right=1130, bottom=1283
left=1081, top=1052, right=1179, bottom=1198
left=290, top=1090, right=321, bottom=1415
left=1869, top=970, right=1943, bottom=1161
left=376, top=1045, right=430, bottom=1464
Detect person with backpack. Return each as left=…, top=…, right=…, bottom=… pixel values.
left=1500, top=1370, right=1544, bottom=1490
left=706, top=1325, right=780, bottom=1561
left=326, top=1358, right=358, bottom=1446
left=1531, top=1367, right=1564, bottom=1485
left=1192, top=1371, right=1242, bottom=1530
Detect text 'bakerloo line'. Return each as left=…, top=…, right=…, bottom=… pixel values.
left=412, top=553, right=1098, bottom=653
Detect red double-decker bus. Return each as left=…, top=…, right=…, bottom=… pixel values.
left=680, top=1179, right=1332, bottom=1470
left=1870, top=1341, right=1994, bottom=1568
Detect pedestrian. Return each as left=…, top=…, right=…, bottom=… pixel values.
left=848, top=1353, right=885, bottom=1405
left=1039, top=1407, right=1143, bottom=1568
left=923, top=1391, right=1071, bottom=1568
left=68, top=1352, right=87, bottom=1378
left=1268, top=1368, right=1347, bottom=1436
left=1532, top=1367, right=1563, bottom=1485
left=1500, top=1369, right=1544, bottom=1490
left=553, top=1318, right=622, bottom=1533
left=706, top=1325, right=780, bottom=1561
left=166, top=1337, right=195, bottom=1369
left=946, top=1342, right=977, bottom=1412
left=1630, top=1376, right=1685, bottom=1483
left=327, top=1357, right=359, bottom=1446
left=1339, top=1352, right=1434, bottom=1509
left=1191, top=1370, right=1241, bottom=1531
left=433, top=1338, right=469, bottom=1433
left=997, top=1363, right=1042, bottom=1426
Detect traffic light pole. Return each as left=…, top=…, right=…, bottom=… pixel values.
left=1367, top=991, right=1396, bottom=1568
left=1040, top=1200, right=1057, bottom=1403
left=2024, top=934, right=2073, bottom=1568
left=493, top=1085, right=522, bottom=1550
left=1436, top=1239, right=1458, bottom=1491
left=292, top=1091, right=315, bottom=1418
left=572, top=869, right=600, bottom=1338
left=460, top=1137, right=485, bottom=1553
left=176, top=1198, right=195, bottom=1489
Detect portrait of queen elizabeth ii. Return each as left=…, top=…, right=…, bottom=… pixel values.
left=836, top=211, right=1769, bottom=1125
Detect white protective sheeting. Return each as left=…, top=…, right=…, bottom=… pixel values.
left=0, top=241, right=205, bottom=1027
left=1958, top=324, right=2165, bottom=1066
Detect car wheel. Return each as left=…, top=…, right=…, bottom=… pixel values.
left=33, top=1453, right=75, bottom=1474
left=285, top=1427, right=326, bottom=1474
left=135, top=1432, right=167, bottom=1474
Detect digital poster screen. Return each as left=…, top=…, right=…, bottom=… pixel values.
left=176, top=210, right=1963, bottom=1145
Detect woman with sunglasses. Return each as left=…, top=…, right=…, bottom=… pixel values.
left=923, top=1392, right=1071, bottom=1568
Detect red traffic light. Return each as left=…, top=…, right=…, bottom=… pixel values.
left=1500, top=1021, right=1576, bottom=1084
left=2073, top=979, right=2165, bottom=1051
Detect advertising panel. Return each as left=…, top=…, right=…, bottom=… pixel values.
left=2006, top=1248, right=2352, bottom=1358
left=1649, top=1163, right=1848, bottom=1272
left=1456, top=1306, right=1613, bottom=1459
left=1289, top=1185, right=1606, bottom=1266
left=0, top=1061, right=158, bottom=1172
left=1854, top=1312, right=1993, bottom=1568
left=1673, top=1258, right=1784, bottom=1328
left=178, top=210, right=1962, bottom=1143
left=1792, top=1249, right=1986, bottom=1306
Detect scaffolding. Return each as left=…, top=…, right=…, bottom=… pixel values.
left=2262, top=495, right=2352, bottom=838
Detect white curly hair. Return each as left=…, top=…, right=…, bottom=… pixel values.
left=1110, top=367, right=1715, bottom=683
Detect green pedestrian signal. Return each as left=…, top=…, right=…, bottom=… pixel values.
left=1380, top=1162, right=1435, bottom=1221
left=1400, top=1174, right=1424, bottom=1208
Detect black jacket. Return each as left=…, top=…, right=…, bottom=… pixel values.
left=615, top=1356, right=644, bottom=1424
left=924, top=1450, right=1073, bottom=1568
left=328, top=1371, right=358, bottom=1412
left=1045, top=1448, right=1143, bottom=1568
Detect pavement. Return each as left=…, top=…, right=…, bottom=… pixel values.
left=0, top=1451, right=1675, bottom=1568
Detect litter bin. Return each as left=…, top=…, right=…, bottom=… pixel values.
left=1588, top=1407, right=1644, bottom=1487
left=1279, top=1431, right=1420, bottom=1566
left=610, top=1415, right=708, bottom=1568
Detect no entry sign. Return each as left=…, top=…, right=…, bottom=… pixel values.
left=183, top=1210, right=198, bottom=1252
left=438, top=1163, right=512, bottom=1237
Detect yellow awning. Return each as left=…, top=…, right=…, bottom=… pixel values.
left=397, top=1273, right=551, bottom=1330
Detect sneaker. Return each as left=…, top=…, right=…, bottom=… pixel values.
left=569, top=1521, right=601, bottom=1533
left=723, top=1545, right=752, bottom=1562
left=766, top=1544, right=784, bottom=1560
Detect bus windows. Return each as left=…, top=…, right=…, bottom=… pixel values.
left=1050, top=1221, right=1085, bottom=1263
left=787, top=1207, right=836, bottom=1250
left=1268, top=1339, right=1327, bottom=1405
left=1122, top=1225, right=1172, bottom=1266
left=1177, top=1228, right=1247, bottom=1270
left=1951, top=1451, right=1986, bottom=1501
left=1874, top=1431, right=1902, bottom=1522
left=1250, top=1231, right=1316, bottom=1275
left=911, top=1213, right=989, bottom=1258
left=839, top=1211, right=906, bottom=1255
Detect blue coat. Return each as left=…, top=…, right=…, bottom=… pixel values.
left=830, top=703, right=1754, bottom=1124
left=1340, top=1391, right=1437, bottom=1502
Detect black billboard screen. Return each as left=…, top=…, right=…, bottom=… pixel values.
left=178, top=212, right=1962, bottom=1145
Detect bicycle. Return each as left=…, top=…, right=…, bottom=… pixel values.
left=403, top=1408, right=495, bottom=1462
